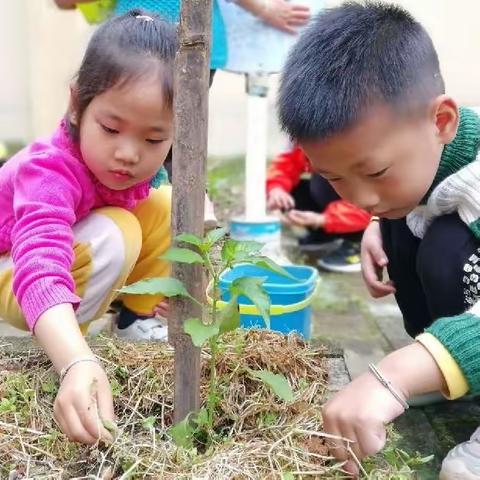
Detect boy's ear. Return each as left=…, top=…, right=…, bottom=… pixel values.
left=68, top=83, right=79, bottom=126
left=431, top=95, right=459, bottom=145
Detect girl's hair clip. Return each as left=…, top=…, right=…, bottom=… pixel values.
left=136, top=14, right=154, bottom=21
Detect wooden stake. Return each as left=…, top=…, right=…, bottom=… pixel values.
left=169, top=0, right=212, bottom=423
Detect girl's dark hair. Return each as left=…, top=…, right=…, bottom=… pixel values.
left=69, top=9, right=177, bottom=139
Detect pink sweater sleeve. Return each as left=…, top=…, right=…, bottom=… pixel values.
left=11, top=154, right=85, bottom=331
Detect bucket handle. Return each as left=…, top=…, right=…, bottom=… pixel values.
left=207, top=279, right=320, bottom=316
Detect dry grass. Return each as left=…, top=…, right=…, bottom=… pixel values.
left=0, top=330, right=353, bottom=479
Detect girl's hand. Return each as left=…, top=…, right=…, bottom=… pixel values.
left=361, top=221, right=396, bottom=298
left=34, top=304, right=116, bottom=445
left=285, top=209, right=325, bottom=229
left=54, top=361, right=115, bottom=444
left=153, top=300, right=169, bottom=318
left=260, top=0, right=311, bottom=34
left=267, top=187, right=295, bottom=211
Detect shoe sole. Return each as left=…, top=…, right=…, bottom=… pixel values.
left=440, top=460, right=480, bottom=480
left=317, top=261, right=361, bottom=273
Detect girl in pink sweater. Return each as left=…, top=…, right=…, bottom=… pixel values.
left=0, top=11, right=176, bottom=444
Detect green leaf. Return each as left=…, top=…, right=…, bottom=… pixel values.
left=119, top=277, right=190, bottom=297
left=221, top=239, right=263, bottom=264
left=230, top=277, right=270, bottom=327
left=205, top=227, right=228, bottom=246
left=244, top=256, right=295, bottom=280
left=160, top=247, right=204, bottom=265
left=184, top=318, right=219, bottom=347
left=175, top=233, right=203, bottom=246
left=41, top=379, right=57, bottom=394
left=249, top=369, right=294, bottom=402
left=193, top=407, right=210, bottom=428
left=0, top=398, right=16, bottom=414
left=216, top=295, right=240, bottom=334
left=220, top=239, right=237, bottom=264
left=102, top=419, right=119, bottom=436
left=142, top=416, right=156, bottom=430
left=282, top=473, right=295, bottom=480
left=169, top=415, right=195, bottom=449
left=110, top=378, right=123, bottom=397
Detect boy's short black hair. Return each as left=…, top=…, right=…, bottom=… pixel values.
left=69, top=9, right=177, bottom=139
left=278, top=1, right=445, bottom=141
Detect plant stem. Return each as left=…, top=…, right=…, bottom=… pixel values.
left=206, top=264, right=220, bottom=429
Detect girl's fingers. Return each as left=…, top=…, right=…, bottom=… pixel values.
left=96, top=386, right=116, bottom=439
left=59, top=404, right=98, bottom=444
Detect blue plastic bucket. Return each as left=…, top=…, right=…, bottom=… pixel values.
left=229, top=217, right=281, bottom=245
left=218, top=264, right=319, bottom=339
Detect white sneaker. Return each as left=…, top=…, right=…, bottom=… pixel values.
left=114, top=316, right=169, bottom=341
left=440, top=426, right=480, bottom=480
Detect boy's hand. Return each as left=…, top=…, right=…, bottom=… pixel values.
left=267, top=187, right=295, bottom=211
left=260, top=0, right=311, bottom=34
left=322, top=371, right=406, bottom=477
left=361, top=221, right=395, bottom=298
left=322, top=343, right=447, bottom=477
left=54, top=361, right=115, bottom=445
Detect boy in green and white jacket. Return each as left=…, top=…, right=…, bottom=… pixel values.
left=278, top=2, right=480, bottom=479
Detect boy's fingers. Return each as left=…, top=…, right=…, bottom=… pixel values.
left=370, top=246, right=388, bottom=267
left=322, top=414, right=350, bottom=462
left=369, top=281, right=395, bottom=298
left=362, top=266, right=394, bottom=297
left=361, top=252, right=380, bottom=285
left=343, top=459, right=359, bottom=477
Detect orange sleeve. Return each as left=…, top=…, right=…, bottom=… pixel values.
left=266, top=147, right=310, bottom=194
left=323, top=200, right=371, bottom=234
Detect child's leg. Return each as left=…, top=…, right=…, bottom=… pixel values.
left=382, top=213, right=480, bottom=336
left=120, top=186, right=172, bottom=316
left=381, top=217, right=433, bottom=336
left=0, top=207, right=143, bottom=333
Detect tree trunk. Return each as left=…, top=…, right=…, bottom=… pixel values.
left=169, top=0, right=212, bottom=423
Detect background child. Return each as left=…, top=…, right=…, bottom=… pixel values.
left=54, top=0, right=310, bottom=232
left=279, top=2, right=480, bottom=478
left=267, top=144, right=370, bottom=272
left=0, top=11, right=175, bottom=444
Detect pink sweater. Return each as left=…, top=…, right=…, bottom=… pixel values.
left=0, top=121, right=151, bottom=331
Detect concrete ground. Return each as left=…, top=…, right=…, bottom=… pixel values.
left=309, top=269, right=411, bottom=379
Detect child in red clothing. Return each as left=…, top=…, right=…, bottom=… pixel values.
left=267, top=145, right=371, bottom=272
